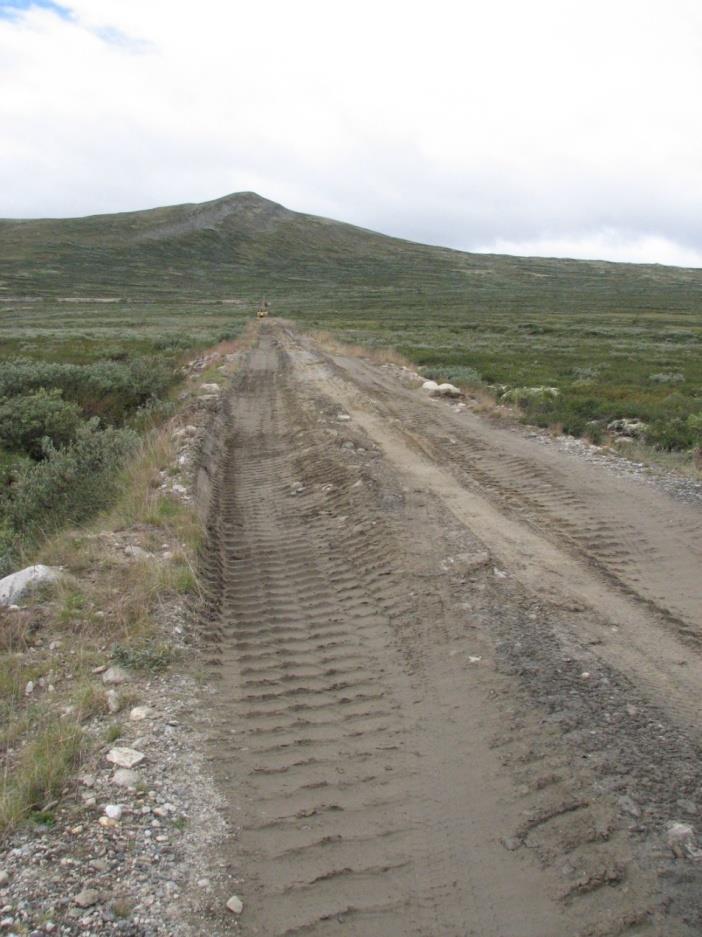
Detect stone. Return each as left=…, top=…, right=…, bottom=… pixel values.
left=199, top=383, right=221, bottom=394
left=124, top=545, right=151, bottom=560
left=667, top=822, right=698, bottom=858
left=432, top=382, right=462, bottom=398
left=25, top=680, right=34, bottom=696
left=607, top=418, right=647, bottom=438
left=102, top=666, right=129, bottom=685
left=0, top=870, right=8, bottom=886
left=105, top=690, right=121, bottom=714
left=104, top=804, right=122, bottom=820
left=106, top=747, right=145, bottom=769
left=129, top=706, right=151, bottom=721
left=0, top=564, right=62, bottom=606
left=74, top=889, right=99, bottom=908
left=226, top=895, right=244, bottom=914
left=421, top=380, right=439, bottom=391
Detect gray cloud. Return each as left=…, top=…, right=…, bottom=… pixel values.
left=1, top=0, right=701, bottom=266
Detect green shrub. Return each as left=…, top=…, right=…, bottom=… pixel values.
left=501, top=386, right=560, bottom=406
left=686, top=412, right=702, bottom=447
left=424, top=365, right=482, bottom=385
left=0, top=390, right=82, bottom=459
left=2, top=420, right=138, bottom=545
left=649, top=372, right=685, bottom=384
left=0, top=357, right=176, bottom=423
left=647, top=417, right=696, bottom=451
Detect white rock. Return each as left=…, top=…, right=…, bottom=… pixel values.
left=199, top=383, right=221, bottom=394
left=336, top=414, right=351, bottom=421
left=421, top=380, right=439, bottom=391
left=431, top=382, right=462, bottom=398
left=112, top=768, right=139, bottom=787
left=129, top=705, right=151, bottom=721
left=106, top=747, right=145, bottom=769
left=25, top=681, right=34, bottom=696
left=0, top=565, right=62, bottom=606
left=102, top=666, right=129, bottom=685
left=667, top=822, right=699, bottom=858
left=226, top=895, right=244, bottom=914
left=105, top=689, right=121, bottom=714
left=0, top=870, right=8, bottom=886
left=104, top=804, right=122, bottom=820
left=124, top=545, right=151, bottom=560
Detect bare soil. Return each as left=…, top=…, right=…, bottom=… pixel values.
left=193, top=322, right=702, bottom=937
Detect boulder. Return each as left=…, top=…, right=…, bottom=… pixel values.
left=422, top=380, right=462, bottom=398
left=102, top=666, right=129, bottom=686
left=433, top=383, right=463, bottom=398
left=0, top=565, right=62, bottom=606
left=106, top=747, right=145, bottom=769
left=607, top=418, right=647, bottom=438
left=124, top=545, right=151, bottom=560
left=667, top=822, right=699, bottom=858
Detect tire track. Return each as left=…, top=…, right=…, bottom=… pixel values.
left=194, top=326, right=692, bottom=936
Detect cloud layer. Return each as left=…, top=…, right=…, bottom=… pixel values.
left=2, top=0, right=701, bottom=266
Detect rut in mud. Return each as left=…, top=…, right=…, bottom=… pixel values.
left=195, top=324, right=702, bottom=937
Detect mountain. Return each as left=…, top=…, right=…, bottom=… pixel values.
left=2, top=192, right=702, bottom=322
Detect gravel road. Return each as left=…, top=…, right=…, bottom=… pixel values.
left=192, top=322, right=702, bottom=936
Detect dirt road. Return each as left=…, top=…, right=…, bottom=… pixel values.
left=195, top=322, right=702, bottom=936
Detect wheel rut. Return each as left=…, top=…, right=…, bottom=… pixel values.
left=194, top=325, right=701, bottom=936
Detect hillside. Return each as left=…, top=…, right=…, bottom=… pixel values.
left=1, top=191, right=701, bottom=454
left=3, top=192, right=702, bottom=317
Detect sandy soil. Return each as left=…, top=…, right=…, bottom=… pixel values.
left=193, top=322, right=702, bottom=936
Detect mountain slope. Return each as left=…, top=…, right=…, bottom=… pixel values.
left=3, top=192, right=702, bottom=318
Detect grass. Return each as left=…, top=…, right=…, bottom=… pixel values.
left=0, top=719, right=83, bottom=831
left=0, top=375, right=212, bottom=835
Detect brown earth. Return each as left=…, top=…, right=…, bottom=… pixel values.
left=193, top=322, right=702, bottom=937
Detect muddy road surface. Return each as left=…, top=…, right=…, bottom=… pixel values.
left=195, top=322, right=702, bottom=936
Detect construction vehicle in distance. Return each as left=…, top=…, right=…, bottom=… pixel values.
left=257, top=299, right=270, bottom=319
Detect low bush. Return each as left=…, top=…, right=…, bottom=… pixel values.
left=0, top=421, right=138, bottom=573
left=423, top=364, right=482, bottom=385
left=0, top=390, right=82, bottom=459
left=649, top=372, right=685, bottom=384
left=647, top=418, right=696, bottom=451
left=0, top=356, right=177, bottom=423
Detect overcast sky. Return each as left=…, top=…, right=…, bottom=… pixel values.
left=2, top=0, right=702, bottom=266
